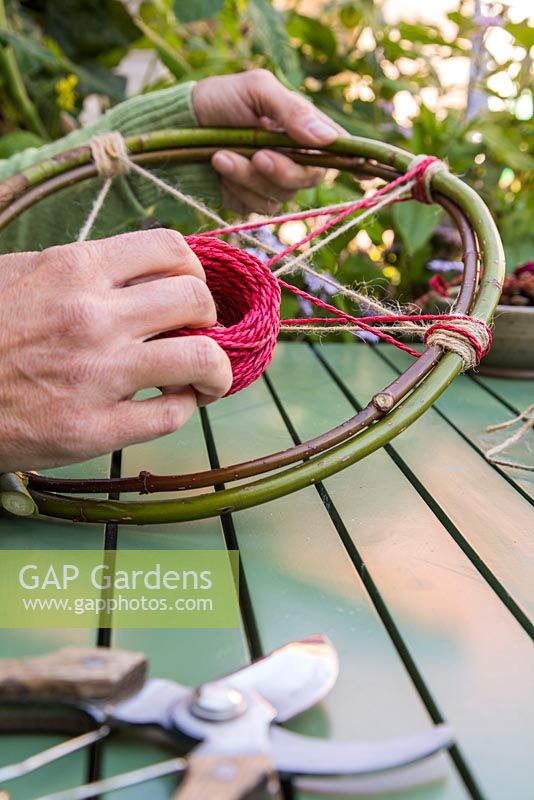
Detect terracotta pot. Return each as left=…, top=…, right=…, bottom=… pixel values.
left=479, top=304, right=534, bottom=378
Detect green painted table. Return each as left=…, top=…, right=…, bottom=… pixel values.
left=1, top=342, right=533, bottom=800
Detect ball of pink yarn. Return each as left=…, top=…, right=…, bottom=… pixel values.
left=170, top=235, right=281, bottom=395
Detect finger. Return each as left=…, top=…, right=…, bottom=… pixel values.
left=219, top=178, right=283, bottom=215
left=212, top=151, right=294, bottom=202
left=116, top=275, right=217, bottom=340
left=260, top=109, right=345, bottom=138
left=63, top=228, right=205, bottom=285
left=107, top=389, right=198, bottom=450
left=251, top=150, right=324, bottom=190
left=161, top=384, right=221, bottom=408
left=124, top=336, right=233, bottom=399
left=244, top=70, right=342, bottom=145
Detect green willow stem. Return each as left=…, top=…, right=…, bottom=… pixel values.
left=0, top=0, right=47, bottom=139
left=2, top=130, right=505, bottom=524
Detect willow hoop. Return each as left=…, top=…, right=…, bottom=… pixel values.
left=0, top=129, right=505, bottom=524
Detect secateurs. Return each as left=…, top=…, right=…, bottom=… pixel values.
left=0, top=635, right=453, bottom=798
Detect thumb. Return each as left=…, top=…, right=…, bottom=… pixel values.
left=247, top=71, right=343, bottom=146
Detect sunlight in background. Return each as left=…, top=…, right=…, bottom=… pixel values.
left=276, top=0, right=533, bottom=125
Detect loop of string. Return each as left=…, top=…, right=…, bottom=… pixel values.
left=484, top=405, right=534, bottom=472
left=77, top=131, right=491, bottom=374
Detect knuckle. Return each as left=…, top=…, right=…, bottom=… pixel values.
left=62, top=354, right=101, bottom=389
left=190, top=335, right=223, bottom=374
left=158, top=400, right=189, bottom=436
left=152, top=227, right=186, bottom=259
left=306, top=167, right=325, bottom=187
left=289, top=93, right=314, bottom=118
left=54, top=295, right=103, bottom=335
left=42, top=243, right=93, bottom=280
left=248, top=68, right=276, bottom=88
left=180, top=276, right=216, bottom=323
left=260, top=200, right=282, bottom=215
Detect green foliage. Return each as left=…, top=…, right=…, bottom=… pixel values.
left=42, top=0, right=138, bottom=61
left=0, top=128, right=43, bottom=155
left=174, top=0, right=225, bottom=24
left=247, top=0, right=302, bottom=86
left=392, top=203, right=443, bottom=258
left=0, top=0, right=532, bottom=298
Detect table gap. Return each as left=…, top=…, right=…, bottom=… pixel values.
left=89, top=448, right=123, bottom=787
left=199, top=406, right=263, bottom=661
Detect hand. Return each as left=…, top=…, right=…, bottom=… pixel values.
left=192, top=69, right=346, bottom=214
left=0, top=230, right=232, bottom=471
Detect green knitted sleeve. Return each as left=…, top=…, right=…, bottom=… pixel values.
left=0, top=82, right=220, bottom=253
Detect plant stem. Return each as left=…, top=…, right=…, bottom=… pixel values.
left=0, top=472, right=38, bottom=517
left=0, top=0, right=47, bottom=138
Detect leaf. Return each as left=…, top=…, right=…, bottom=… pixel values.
left=134, top=16, right=191, bottom=78
left=247, top=0, right=302, bottom=87
left=506, top=21, right=534, bottom=51
left=479, top=124, right=534, bottom=173
left=286, top=13, right=337, bottom=58
left=392, top=201, right=442, bottom=257
left=0, top=28, right=125, bottom=101
left=397, top=22, right=450, bottom=47
left=43, top=0, right=139, bottom=60
left=173, top=0, right=225, bottom=24
left=0, top=130, right=45, bottom=158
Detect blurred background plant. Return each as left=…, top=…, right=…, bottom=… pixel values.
left=0, top=0, right=532, bottom=305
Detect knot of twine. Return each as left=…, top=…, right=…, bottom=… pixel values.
left=408, top=155, right=448, bottom=204
left=163, top=236, right=281, bottom=396
left=90, top=132, right=131, bottom=178
left=424, top=318, right=492, bottom=369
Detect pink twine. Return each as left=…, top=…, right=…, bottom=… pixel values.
left=165, top=158, right=491, bottom=394
left=171, top=236, right=280, bottom=395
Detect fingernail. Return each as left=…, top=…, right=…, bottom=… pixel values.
left=306, top=120, right=338, bottom=143
left=254, top=151, right=274, bottom=174
left=213, top=152, right=234, bottom=174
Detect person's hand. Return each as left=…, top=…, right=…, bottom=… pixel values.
left=192, top=69, right=346, bottom=214
left=0, top=230, right=232, bottom=471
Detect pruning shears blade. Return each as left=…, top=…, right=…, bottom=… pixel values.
left=270, top=723, right=454, bottom=775
left=295, top=754, right=449, bottom=796
left=211, top=634, right=338, bottom=722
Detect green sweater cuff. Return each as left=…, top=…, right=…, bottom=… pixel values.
left=109, top=81, right=197, bottom=134
left=107, top=82, right=220, bottom=211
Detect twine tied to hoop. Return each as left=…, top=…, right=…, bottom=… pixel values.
left=78, top=132, right=131, bottom=242
left=424, top=317, right=492, bottom=370
left=408, top=155, right=449, bottom=204
left=90, top=132, right=131, bottom=178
